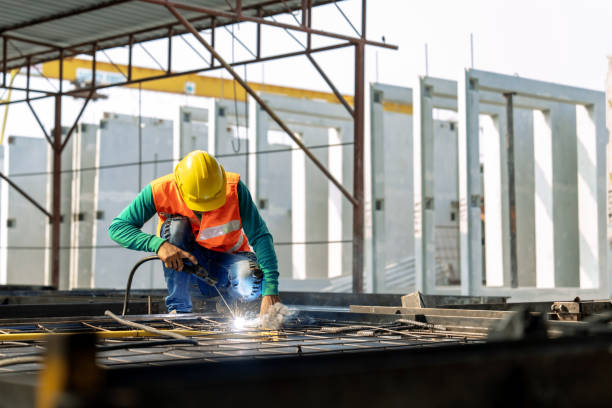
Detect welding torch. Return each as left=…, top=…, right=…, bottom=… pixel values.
left=121, top=256, right=234, bottom=316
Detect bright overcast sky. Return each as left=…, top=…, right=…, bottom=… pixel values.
left=233, top=0, right=612, bottom=94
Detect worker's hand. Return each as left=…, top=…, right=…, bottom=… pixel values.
left=259, top=295, right=281, bottom=318
left=157, top=241, right=197, bottom=271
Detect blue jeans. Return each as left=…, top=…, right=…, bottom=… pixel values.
left=160, top=216, right=262, bottom=313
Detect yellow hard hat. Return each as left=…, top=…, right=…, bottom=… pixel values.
left=174, top=150, right=227, bottom=212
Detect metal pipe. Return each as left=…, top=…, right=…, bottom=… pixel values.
left=0, top=172, right=52, bottom=218
left=166, top=4, right=357, bottom=205
left=210, top=17, right=216, bottom=68
left=26, top=100, right=53, bottom=146
left=2, top=36, right=6, bottom=87
left=504, top=92, right=518, bottom=288
left=51, top=93, right=62, bottom=289
left=256, top=8, right=262, bottom=58
left=128, top=34, right=134, bottom=81
left=352, top=42, right=365, bottom=293
left=60, top=91, right=93, bottom=153
left=306, top=53, right=354, bottom=117
left=167, top=27, right=173, bottom=74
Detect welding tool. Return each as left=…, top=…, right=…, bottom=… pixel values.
left=121, top=256, right=235, bottom=317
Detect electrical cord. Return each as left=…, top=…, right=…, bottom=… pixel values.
left=122, top=255, right=160, bottom=316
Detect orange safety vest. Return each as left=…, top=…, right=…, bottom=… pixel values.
left=150, top=172, right=251, bottom=253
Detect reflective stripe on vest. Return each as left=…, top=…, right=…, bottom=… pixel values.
left=198, top=219, right=242, bottom=241
left=150, top=172, right=252, bottom=253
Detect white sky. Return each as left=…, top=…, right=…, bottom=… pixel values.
left=3, top=0, right=612, bottom=139
left=246, top=0, right=612, bottom=93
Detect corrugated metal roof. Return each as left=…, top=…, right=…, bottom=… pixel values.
left=0, top=0, right=338, bottom=70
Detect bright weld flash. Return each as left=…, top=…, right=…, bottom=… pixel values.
left=232, top=317, right=259, bottom=331
left=233, top=317, right=247, bottom=330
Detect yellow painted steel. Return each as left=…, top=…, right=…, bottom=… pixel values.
left=41, top=58, right=412, bottom=115
left=0, top=328, right=280, bottom=342
left=1, top=69, right=19, bottom=144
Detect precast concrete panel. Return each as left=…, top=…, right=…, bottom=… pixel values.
left=215, top=100, right=249, bottom=184
left=255, top=94, right=353, bottom=282
left=1, top=136, right=48, bottom=285
left=512, top=109, right=537, bottom=287
left=47, top=127, right=74, bottom=290
left=69, top=123, right=98, bottom=289
left=458, top=69, right=608, bottom=300
left=370, top=84, right=414, bottom=293
left=414, top=76, right=541, bottom=295
left=179, top=106, right=208, bottom=157
left=254, top=107, right=292, bottom=278
left=433, top=121, right=460, bottom=286
left=93, top=113, right=173, bottom=289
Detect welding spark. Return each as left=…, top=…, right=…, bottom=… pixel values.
left=232, top=316, right=259, bottom=331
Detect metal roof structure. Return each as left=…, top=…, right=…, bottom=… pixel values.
left=0, top=0, right=339, bottom=69
left=0, top=0, right=397, bottom=293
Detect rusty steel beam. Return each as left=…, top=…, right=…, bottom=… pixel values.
left=306, top=53, right=354, bottom=117
left=60, top=41, right=352, bottom=96
left=139, top=0, right=396, bottom=50
left=1, top=42, right=351, bottom=104
left=352, top=41, right=365, bottom=293
left=210, top=17, right=216, bottom=68
left=0, top=172, right=52, bottom=218
left=2, top=34, right=60, bottom=50
left=51, top=93, right=62, bottom=289
left=1, top=1, right=394, bottom=70
left=504, top=92, right=518, bottom=288
left=166, top=3, right=357, bottom=206
left=2, top=36, right=6, bottom=87
left=167, top=28, right=173, bottom=74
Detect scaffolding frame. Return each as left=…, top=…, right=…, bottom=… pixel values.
left=0, top=0, right=397, bottom=291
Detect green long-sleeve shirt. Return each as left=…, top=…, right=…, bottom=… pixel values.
left=108, top=180, right=279, bottom=296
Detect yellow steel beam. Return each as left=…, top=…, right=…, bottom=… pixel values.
left=41, top=58, right=412, bottom=115
left=0, top=328, right=280, bottom=342
left=1, top=69, right=19, bottom=144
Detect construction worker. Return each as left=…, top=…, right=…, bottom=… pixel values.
left=108, top=150, right=280, bottom=317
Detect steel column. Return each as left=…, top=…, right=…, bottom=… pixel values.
left=51, top=94, right=62, bottom=288
left=504, top=92, right=518, bottom=288
left=167, top=28, right=173, bottom=74
left=352, top=42, right=365, bottom=293
left=2, top=36, right=6, bottom=87
left=167, top=4, right=356, bottom=206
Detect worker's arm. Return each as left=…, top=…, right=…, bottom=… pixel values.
left=108, top=185, right=166, bottom=253
left=237, top=180, right=279, bottom=297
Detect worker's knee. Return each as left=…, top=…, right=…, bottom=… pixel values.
left=161, top=215, right=195, bottom=249
left=226, top=253, right=263, bottom=302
